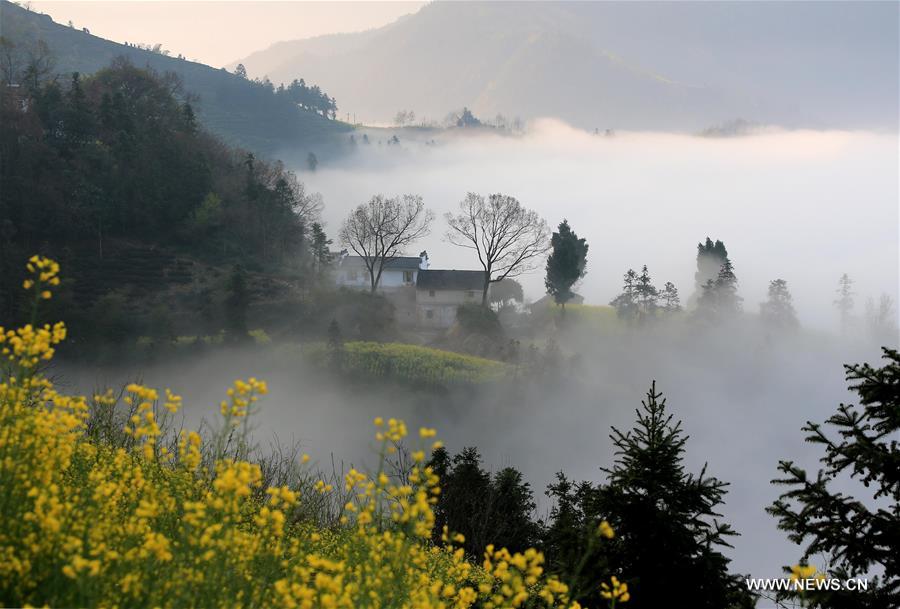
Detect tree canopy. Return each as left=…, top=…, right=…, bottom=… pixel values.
left=545, top=219, right=588, bottom=308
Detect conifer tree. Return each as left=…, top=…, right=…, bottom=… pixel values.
left=660, top=281, right=681, bottom=313
left=760, top=278, right=798, bottom=330
left=633, top=265, right=659, bottom=322
left=769, top=349, right=900, bottom=608
left=693, top=237, right=729, bottom=302
left=610, top=268, right=639, bottom=320
left=835, top=273, right=855, bottom=336
left=543, top=383, right=753, bottom=609
left=545, top=219, right=589, bottom=309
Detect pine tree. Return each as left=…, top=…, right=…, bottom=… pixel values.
left=769, top=349, right=900, bottom=608
left=693, top=237, right=729, bottom=302
left=309, top=222, right=332, bottom=277
left=610, top=269, right=638, bottom=320
left=660, top=281, right=681, bottom=313
left=760, top=278, right=798, bottom=330
left=428, top=447, right=540, bottom=559
left=694, top=259, right=742, bottom=324
left=835, top=273, right=855, bottom=336
left=543, top=383, right=753, bottom=608
left=545, top=219, right=589, bottom=309
left=633, top=265, right=659, bottom=323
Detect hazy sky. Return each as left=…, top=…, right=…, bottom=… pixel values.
left=30, top=1, right=425, bottom=67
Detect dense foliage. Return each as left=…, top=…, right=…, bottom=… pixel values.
left=545, top=220, right=588, bottom=308
left=0, top=2, right=347, bottom=156
left=429, top=447, right=542, bottom=560
left=0, top=59, right=322, bottom=325
left=769, top=348, right=900, bottom=609
left=542, top=383, right=754, bottom=609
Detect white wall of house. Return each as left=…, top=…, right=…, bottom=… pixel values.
left=415, top=288, right=484, bottom=328
left=334, top=267, right=417, bottom=290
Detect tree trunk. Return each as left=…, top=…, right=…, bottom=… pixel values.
left=481, top=273, right=491, bottom=306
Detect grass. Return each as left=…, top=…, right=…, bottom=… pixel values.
left=302, top=341, right=510, bottom=389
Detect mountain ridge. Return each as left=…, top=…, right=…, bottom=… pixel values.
left=234, top=1, right=899, bottom=131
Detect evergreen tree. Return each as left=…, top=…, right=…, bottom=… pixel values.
left=760, top=278, right=798, bottom=330
left=545, top=219, right=589, bottom=309
left=694, top=259, right=742, bottom=324
left=225, top=264, right=249, bottom=342
left=610, top=269, right=638, bottom=320
left=660, top=281, right=681, bottom=313
left=693, top=237, right=729, bottom=302
left=633, top=265, right=659, bottom=322
left=543, top=383, right=753, bottom=608
left=307, top=152, right=318, bottom=171
left=309, top=222, right=332, bottom=278
left=429, top=447, right=540, bottom=560
left=769, top=349, right=900, bottom=608
left=835, top=273, right=855, bottom=336
left=234, top=63, right=247, bottom=79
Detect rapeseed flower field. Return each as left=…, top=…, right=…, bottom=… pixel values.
left=0, top=257, right=621, bottom=609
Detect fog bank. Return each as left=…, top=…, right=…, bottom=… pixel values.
left=303, top=120, right=898, bottom=331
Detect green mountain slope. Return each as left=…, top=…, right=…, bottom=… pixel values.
left=0, top=0, right=350, bottom=157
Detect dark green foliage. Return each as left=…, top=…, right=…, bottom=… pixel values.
left=456, top=303, right=503, bottom=337
left=429, top=447, right=541, bottom=559
left=0, top=3, right=348, bottom=156
left=610, top=266, right=667, bottom=324
left=545, top=219, right=588, bottom=307
left=490, top=278, right=524, bottom=310
left=543, top=383, right=753, bottom=609
left=768, top=349, right=900, bottom=608
left=0, top=58, right=322, bottom=328
left=309, top=223, right=332, bottom=279
left=694, top=237, right=729, bottom=296
left=225, top=264, right=249, bottom=341
left=760, top=278, right=798, bottom=330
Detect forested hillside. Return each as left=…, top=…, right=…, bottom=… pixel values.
left=0, top=58, right=327, bottom=343
left=0, top=0, right=350, bottom=156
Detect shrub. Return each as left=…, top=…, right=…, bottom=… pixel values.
left=0, top=256, right=608, bottom=609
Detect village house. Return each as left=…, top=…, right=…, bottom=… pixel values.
left=333, top=251, right=428, bottom=290
left=415, top=269, right=487, bottom=328
left=332, top=251, right=488, bottom=329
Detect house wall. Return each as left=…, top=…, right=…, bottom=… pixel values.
left=415, top=287, right=485, bottom=328
left=334, top=267, right=417, bottom=290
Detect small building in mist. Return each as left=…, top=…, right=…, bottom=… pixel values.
left=415, top=270, right=487, bottom=328
left=331, top=252, right=488, bottom=329
left=333, top=252, right=427, bottom=290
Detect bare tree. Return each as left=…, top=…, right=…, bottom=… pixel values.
left=339, top=195, right=433, bottom=292
left=445, top=193, right=550, bottom=305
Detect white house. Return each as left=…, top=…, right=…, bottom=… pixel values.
left=333, top=251, right=429, bottom=290
left=332, top=252, right=489, bottom=329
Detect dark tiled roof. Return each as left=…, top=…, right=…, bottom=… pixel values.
left=341, top=255, right=422, bottom=270
left=416, top=270, right=485, bottom=291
